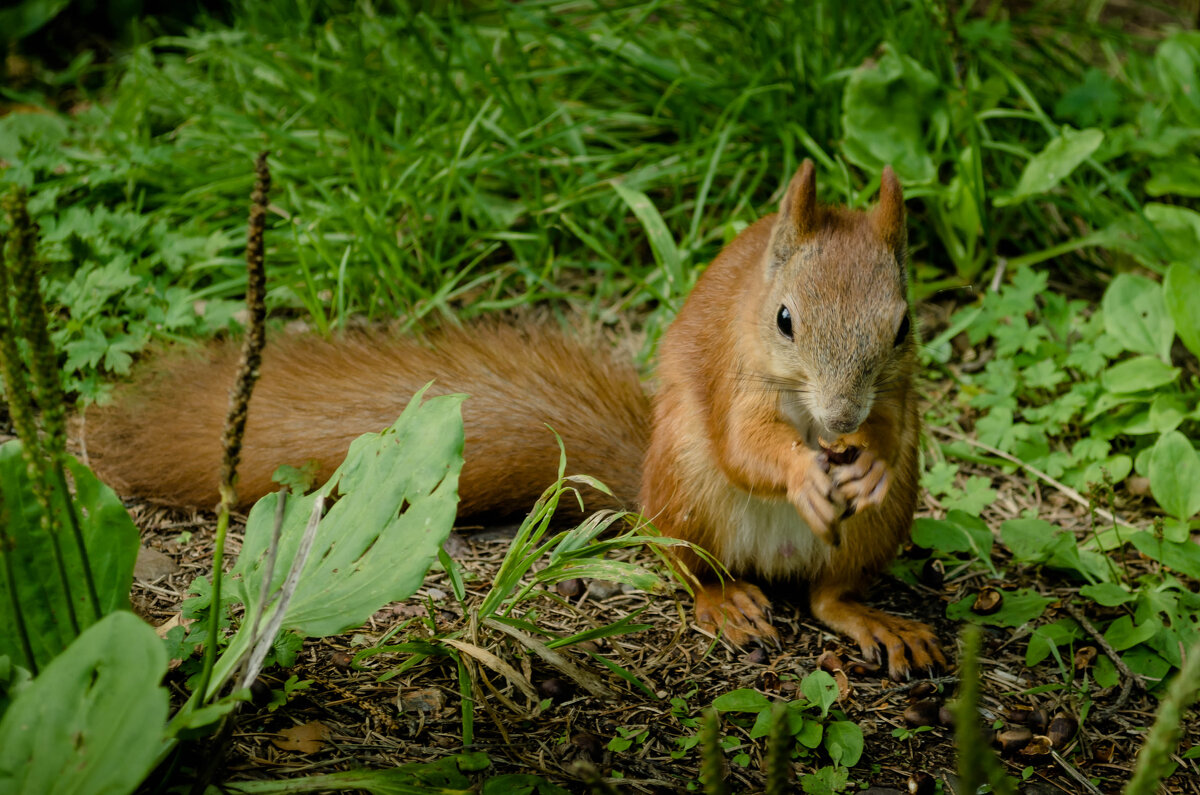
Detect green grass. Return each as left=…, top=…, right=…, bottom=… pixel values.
left=4, top=2, right=1200, bottom=792
left=3, top=1, right=1194, bottom=401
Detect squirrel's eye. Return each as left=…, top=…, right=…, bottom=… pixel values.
left=894, top=315, right=911, bottom=347
left=777, top=305, right=793, bottom=339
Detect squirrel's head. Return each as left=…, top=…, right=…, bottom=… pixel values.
left=759, top=160, right=913, bottom=442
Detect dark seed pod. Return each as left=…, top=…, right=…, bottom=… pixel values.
left=908, top=771, right=936, bottom=795
left=556, top=578, right=584, bottom=598
left=570, top=732, right=605, bottom=761
left=918, top=558, right=945, bottom=589
left=972, top=588, right=1003, bottom=615
left=1029, top=708, right=1049, bottom=733
left=743, top=646, right=769, bottom=665
left=1002, top=705, right=1036, bottom=725
left=538, top=677, right=574, bottom=703
left=938, top=705, right=955, bottom=728
left=1074, top=646, right=1097, bottom=672
left=249, top=677, right=272, bottom=707
left=995, top=727, right=1033, bottom=754
left=909, top=681, right=937, bottom=700
left=817, top=650, right=844, bottom=673
left=903, top=698, right=942, bottom=728
left=1048, top=714, right=1078, bottom=749
left=758, top=669, right=781, bottom=691
left=1021, top=735, right=1052, bottom=757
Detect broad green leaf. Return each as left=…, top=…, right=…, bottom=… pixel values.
left=912, top=511, right=994, bottom=564
left=1148, top=430, right=1200, bottom=520
left=1164, top=263, right=1200, bottom=357
left=1156, top=32, right=1200, bottom=125
left=1146, top=156, right=1200, bottom=197
left=996, top=127, right=1103, bottom=206
left=1130, top=531, right=1200, bottom=579
left=0, top=443, right=139, bottom=672
left=1120, top=646, right=1172, bottom=683
left=207, top=390, right=464, bottom=697
left=1105, top=615, right=1161, bottom=651
left=711, top=688, right=770, bottom=713
left=1026, top=619, right=1082, bottom=667
left=801, top=670, right=838, bottom=717
left=1080, top=583, right=1134, bottom=607
left=1002, top=517, right=1111, bottom=582
left=1148, top=392, right=1188, bottom=433
left=947, top=588, right=1053, bottom=627
left=1102, top=273, right=1174, bottom=360
left=942, top=476, right=998, bottom=515
left=841, top=44, right=944, bottom=183
left=1000, top=518, right=1058, bottom=562
left=1077, top=455, right=1132, bottom=491
left=1094, top=655, right=1120, bottom=688
left=1145, top=203, right=1200, bottom=266
left=749, top=708, right=774, bottom=739
left=0, top=612, right=168, bottom=795
left=1100, top=356, right=1180, bottom=393
left=824, top=721, right=864, bottom=767
left=795, top=716, right=824, bottom=749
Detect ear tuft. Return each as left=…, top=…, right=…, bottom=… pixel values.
left=780, top=159, right=817, bottom=236
left=768, top=159, right=818, bottom=269
left=872, top=165, right=906, bottom=252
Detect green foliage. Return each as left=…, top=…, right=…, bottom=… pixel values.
left=0, top=611, right=170, bottom=795
left=695, top=672, right=863, bottom=792
left=197, top=388, right=465, bottom=703
left=0, top=443, right=139, bottom=671
left=3, top=2, right=1198, bottom=401
left=928, top=267, right=1198, bottom=503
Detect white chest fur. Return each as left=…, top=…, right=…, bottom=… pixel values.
left=716, top=491, right=831, bottom=581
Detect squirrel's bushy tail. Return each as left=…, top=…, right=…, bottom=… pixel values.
left=82, top=324, right=650, bottom=514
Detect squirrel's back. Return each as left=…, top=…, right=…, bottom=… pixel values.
left=83, top=323, right=650, bottom=514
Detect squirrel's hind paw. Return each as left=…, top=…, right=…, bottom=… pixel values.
left=694, top=580, right=780, bottom=649
left=810, top=590, right=946, bottom=679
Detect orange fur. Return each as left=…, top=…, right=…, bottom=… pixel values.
left=641, top=163, right=943, bottom=675
left=84, top=324, right=649, bottom=516
left=84, top=162, right=941, bottom=675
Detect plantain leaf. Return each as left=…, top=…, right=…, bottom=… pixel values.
left=0, top=611, right=168, bottom=795
left=1149, top=430, right=1200, bottom=521
left=1102, top=273, right=1174, bottom=360
left=207, top=388, right=464, bottom=694
left=0, top=442, right=140, bottom=672
left=1164, top=263, right=1200, bottom=357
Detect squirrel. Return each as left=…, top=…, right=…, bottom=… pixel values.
left=84, top=160, right=944, bottom=677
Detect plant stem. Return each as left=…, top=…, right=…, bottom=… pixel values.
left=0, top=498, right=37, bottom=675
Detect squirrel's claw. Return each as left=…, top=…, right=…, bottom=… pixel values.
left=694, top=581, right=780, bottom=648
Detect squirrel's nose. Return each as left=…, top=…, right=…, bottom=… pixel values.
left=825, top=416, right=861, bottom=435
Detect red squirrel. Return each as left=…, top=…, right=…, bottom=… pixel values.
left=85, top=160, right=944, bottom=677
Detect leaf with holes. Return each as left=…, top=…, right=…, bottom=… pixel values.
left=1102, top=273, right=1174, bottom=360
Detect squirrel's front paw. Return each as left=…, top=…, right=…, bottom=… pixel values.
left=832, top=448, right=890, bottom=514
left=788, top=455, right=839, bottom=544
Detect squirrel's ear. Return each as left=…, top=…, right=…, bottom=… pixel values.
left=769, top=159, right=818, bottom=269
left=871, top=165, right=906, bottom=253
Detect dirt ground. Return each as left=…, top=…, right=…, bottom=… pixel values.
left=124, top=438, right=1200, bottom=795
